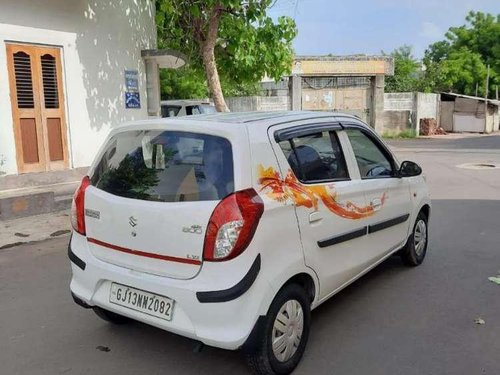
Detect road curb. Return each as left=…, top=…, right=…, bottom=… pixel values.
left=0, top=209, right=71, bottom=249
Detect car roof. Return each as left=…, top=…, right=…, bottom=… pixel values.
left=160, top=100, right=212, bottom=106
left=174, top=111, right=360, bottom=125
left=113, top=111, right=365, bottom=136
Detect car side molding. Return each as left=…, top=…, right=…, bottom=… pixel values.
left=318, top=227, right=367, bottom=248
left=317, top=214, right=411, bottom=248
left=368, top=214, right=410, bottom=234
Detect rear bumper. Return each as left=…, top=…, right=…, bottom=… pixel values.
left=196, top=254, right=261, bottom=303
left=68, top=233, right=272, bottom=350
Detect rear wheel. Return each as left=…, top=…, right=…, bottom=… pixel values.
left=400, top=211, right=428, bottom=266
left=245, top=284, right=311, bottom=375
left=93, top=307, right=130, bottom=324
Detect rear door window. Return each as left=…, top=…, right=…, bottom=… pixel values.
left=91, top=131, right=234, bottom=202
left=278, top=131, right=348, bottom=183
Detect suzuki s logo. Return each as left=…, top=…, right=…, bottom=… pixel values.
left=129, top=216, right=138, bottom=227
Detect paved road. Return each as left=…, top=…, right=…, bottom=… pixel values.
left=2, top=135, right=500, bottom=375
left=387, top=134, right=500, bottom=201
left=387, top=133, right=500, bottom=150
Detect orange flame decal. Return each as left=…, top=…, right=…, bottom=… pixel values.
left=257, top=165, right=386, bottom=220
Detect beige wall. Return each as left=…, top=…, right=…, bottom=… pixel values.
left=440, top=102, right=454, bottom=132
left=381, top=110, right=411, bottom=133
left=382, top=92, right=440, bottom=135
left=485, top=105, right=499, bottom=133
left=226, top=96, right=290, bottom=112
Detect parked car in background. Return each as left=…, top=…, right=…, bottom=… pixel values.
left=160, top=99, right=217, bottom=117
left=69, top=111, right=430, bottom=375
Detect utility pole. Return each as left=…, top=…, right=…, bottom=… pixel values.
left=475, top=82, right=478, bottom=97
left=496, top=85, right=499, bottom=101
left=484, top=65, right=489, bottom=132
left=485, top=65, right=490, bottom=98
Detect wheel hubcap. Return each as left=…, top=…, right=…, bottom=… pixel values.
left=272, top=300, right=304, bottom=363
left=414, top=219, right=427, bottom=256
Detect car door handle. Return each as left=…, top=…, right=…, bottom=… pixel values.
left=370, top=198, right=382, bottom=211
left=309, top=211, right=323, bottom=223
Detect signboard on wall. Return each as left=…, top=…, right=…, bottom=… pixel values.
left=125, top=70, right=139, bottom=91
left=125, top=69, right=140, bottom=108
left=292, top=60, right=391, bottom=75
left=125, top=92, right=141, bottom=109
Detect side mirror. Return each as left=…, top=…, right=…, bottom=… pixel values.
left=399, top=160, right=422, bottom=177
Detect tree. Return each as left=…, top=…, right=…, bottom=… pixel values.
left=156, top=1, right=297, bottom=111
left=160, top=66, right=209, bottom=100
left=383, top=45, right=421, bottom=92
left=422, top=11, right=499, bottom=97
left=439, top=49, right=488, bottom=94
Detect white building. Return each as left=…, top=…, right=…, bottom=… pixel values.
left=0, top=0, right=184, bottom=177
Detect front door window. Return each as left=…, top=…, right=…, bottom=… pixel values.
left=345, top=129, right=393, bottom=178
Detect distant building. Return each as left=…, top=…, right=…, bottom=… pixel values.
left=257, top=55, right=394, bottom=132
left=0, top=0, right=185, bottom=177
left=440, top=93, right=499, bottom=133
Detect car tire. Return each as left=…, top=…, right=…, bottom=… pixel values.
left=400, top=211, right=428, bottom=267
left=245, top=283, right=311, bottom=375
left=93, top=307, right=130, bottom=324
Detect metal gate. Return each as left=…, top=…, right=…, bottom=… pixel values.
left=301, top=76, right=371, bottom=124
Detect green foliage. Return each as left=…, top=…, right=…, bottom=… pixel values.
left=439, top=49, right=488, bottom=94
left=160, top=67, right=208, bottom=100
left=220, top=75, right=261, bottom=97
left=217, top=14, right=297, bottom=83
left=422, top=11, right=499, bottom=97
left=384, top=45, right=421, bottom=92
left=156, top=0, right=297, bottom=100
left=159, top=66, right=261, bottom=100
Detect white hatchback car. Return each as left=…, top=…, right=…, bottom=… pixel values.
left=69, top=111, right=430, bottom=374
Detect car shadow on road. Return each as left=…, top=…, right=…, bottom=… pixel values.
left=97, top=311, right=250, bottom=374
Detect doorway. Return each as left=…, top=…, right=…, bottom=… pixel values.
left=6, top=43, right=69, bottom=173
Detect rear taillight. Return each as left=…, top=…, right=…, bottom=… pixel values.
left=203, top=188, right=264, bottom=262
left=71, top=176, right=91, bottom=235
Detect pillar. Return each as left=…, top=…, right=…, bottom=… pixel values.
left=371, top=74, right=385, bottom=133
left=289, top=75, right=302, bottom=111
left=145, top=60, right=160, bottom=117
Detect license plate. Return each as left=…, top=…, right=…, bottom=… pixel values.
left=109, top=283, right=174, bottom=321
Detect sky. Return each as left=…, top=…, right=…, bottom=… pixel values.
left=268, top=0, right=500, bottom=58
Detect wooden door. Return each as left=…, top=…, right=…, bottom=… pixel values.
left=6, top=44, right=69, bottom=173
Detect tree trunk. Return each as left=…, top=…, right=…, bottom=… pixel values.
left=201, top=9, right=229, bottom=112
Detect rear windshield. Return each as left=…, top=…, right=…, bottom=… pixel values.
left=91, top=131, right=234, bottom=202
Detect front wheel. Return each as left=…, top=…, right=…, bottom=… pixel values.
left=400, top=211, right=428, bottom=266
left=245, top=284, right=311, bottom=375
